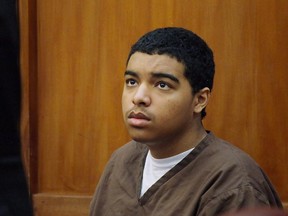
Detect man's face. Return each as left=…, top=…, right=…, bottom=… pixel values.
left=122, top=52, right=197, bottom=145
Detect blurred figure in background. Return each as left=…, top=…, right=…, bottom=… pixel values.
left=0, top=0, right=33, bottom=215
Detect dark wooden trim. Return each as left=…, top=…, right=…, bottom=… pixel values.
left=19, top=0, right=38, bottom=195
left=27, top=0, right=38, bottom=196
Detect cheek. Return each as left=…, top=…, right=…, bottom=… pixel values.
left=121, top=95, right=128, bottom=117
left=122, top=92, right=130, bottom=108
left=173, top=93, right=194, bottom=115
left=157, top=100, right=191, bottom=121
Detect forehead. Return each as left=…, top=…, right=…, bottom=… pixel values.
left=127, top=52, right=185, bottom=76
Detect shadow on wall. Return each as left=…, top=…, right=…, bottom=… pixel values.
left=0, top=0, right=33, bottom=215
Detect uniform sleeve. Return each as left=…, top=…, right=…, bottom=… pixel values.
left=197, top=185, right=271, bottom=216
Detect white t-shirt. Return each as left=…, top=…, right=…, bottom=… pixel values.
left=141, top=148, right=194, bottom=196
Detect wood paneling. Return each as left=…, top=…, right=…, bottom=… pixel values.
left=19, top=0, right=288, bottom=214
left=33, top=194, right=91, bottom=216
left=203, top=0, right=288, bottom=201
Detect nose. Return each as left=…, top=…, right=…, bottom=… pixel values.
left=132, top=84, right=151, bottom=106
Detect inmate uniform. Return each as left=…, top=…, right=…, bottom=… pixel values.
left=90, top=132, right=282, bottom=216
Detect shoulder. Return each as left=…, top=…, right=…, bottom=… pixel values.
left=197, top=132, right=282, bottom=209
left=202, top=132, right=262, bottom=175
left=203, top=132, right=270, bottom=185
left=111, top=140, right=148, bottom=161
left=94, top=140, right=148, bottom=186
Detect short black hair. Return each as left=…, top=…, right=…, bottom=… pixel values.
left=127, top=27, right=215, bottom=118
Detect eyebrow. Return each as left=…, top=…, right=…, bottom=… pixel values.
left=124, top=70, right=139, bottom=78
left=151, top=72, right=179, bottom=83
left=124, top=70, right=180, bottom=83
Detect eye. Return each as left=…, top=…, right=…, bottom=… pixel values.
left=125, top=78, right=138, bottom=87
left=156, top=81, right=171, bottom=90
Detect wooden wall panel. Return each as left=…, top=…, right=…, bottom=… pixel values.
left=33, top=194, right=91, bottom=216
left=202, top=0, right=288, bottom=200
left=19, top=0, right=288, bottom=214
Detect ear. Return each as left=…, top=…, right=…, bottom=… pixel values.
left=193, top=87, right=211, bottom=114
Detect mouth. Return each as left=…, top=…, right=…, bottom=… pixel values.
left=127, top=111, right=151, bottom=127
left=128, top=111, right=150, bottom=120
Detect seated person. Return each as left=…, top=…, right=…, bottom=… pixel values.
left=90, top=27, right=283, bottom=216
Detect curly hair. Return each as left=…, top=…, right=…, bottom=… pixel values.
left=127, top=27, right=215, bottom=118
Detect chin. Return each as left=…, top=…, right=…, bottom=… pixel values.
left=131, top=136, right=151, bottom=143
left=128, top=133, right=155, bottom=144
left=127, top=128, right=151, bottom=141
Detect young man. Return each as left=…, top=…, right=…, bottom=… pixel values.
left=90, top=27, right=282, bottom=216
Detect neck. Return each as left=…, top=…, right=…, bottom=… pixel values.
left=146, top=123, right=207, bottom=159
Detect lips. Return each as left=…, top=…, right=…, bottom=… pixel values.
left=127, top=111, right=151, bottom=127
left=128, top=112, right=150, bottom=120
